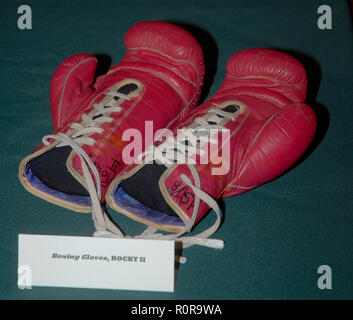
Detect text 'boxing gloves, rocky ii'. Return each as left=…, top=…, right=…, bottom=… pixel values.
left=106, top=48, right=317, bottom=249
left=18, top=21, right=205, bottom=237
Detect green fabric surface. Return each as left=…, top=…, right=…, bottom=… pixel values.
left=0, top=0, right=352, bottom=299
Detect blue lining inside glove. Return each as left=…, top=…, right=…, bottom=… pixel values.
left=24, top=166, right=92, bottom=207
left=113, top=187, right=184, bottom=227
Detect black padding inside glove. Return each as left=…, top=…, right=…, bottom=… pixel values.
left=29, top=146, right=89, bottom=196
left=119, top=161, right=177, bottom=217
left=119, top=105, right=240, bottom=218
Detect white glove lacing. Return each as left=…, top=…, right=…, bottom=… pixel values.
left=42, top=92, right=234, bottom=261
left=135, top=108, right=237, bottom=253
left=43, top=90, right=130, bottom=237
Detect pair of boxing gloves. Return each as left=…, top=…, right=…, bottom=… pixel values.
left=19, top=21, right=316, bottom=247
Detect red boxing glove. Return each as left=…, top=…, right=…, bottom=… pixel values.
left=19, top=21, right=204, bottom=217
left=106, top=48, right=316, bottom=248
left=219, top=48, right=316, bottom=197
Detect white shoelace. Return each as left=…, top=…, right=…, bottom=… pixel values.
left=43, top=89, right=131, bottom=237
left=144, top=108, right=236, bottom=166
left=135, top=108, right=237, bottom=252
left=42, top=95, right=236, bottom=261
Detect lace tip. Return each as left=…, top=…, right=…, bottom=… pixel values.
left=93, top=230, right=123, bottom=238
left=176, top=256, right=187, bottom=264
left=207, top=239, right=224, bottom=249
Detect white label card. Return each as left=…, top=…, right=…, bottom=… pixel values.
left=18, top=234, right=175, bottom=292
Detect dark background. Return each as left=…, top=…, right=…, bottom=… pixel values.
left=0, top=0, right=352, bottom=299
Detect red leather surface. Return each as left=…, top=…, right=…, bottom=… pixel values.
left=160, top=48, right=317, bottom=225
left=50, top=53, right=98, bottom=129
left=225, top=48, right=307, bottom=102
left=50, top=21, right=204, bottom=130
left=36, top=21, right=205, bottom=199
